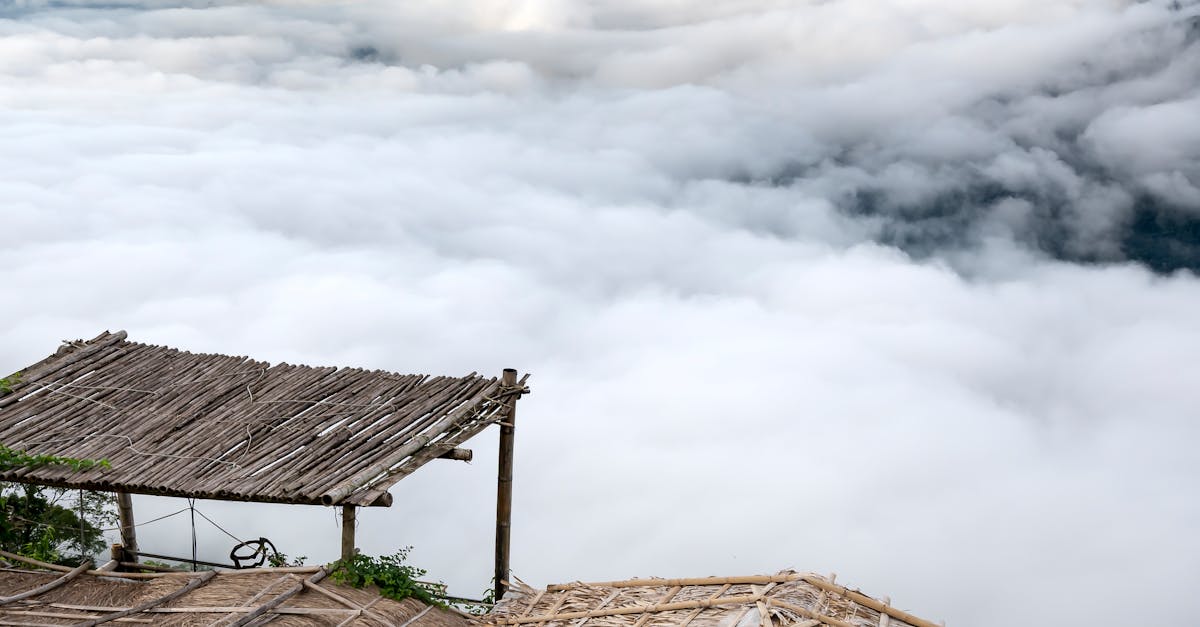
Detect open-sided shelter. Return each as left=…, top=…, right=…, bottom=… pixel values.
left=0, top=331, right=528, bottom=597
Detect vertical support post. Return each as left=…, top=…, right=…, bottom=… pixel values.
left=340, top=505, right=356, bottom=562
left=116, top=492, right=138, bottom=563
left=494, top=368, right=519, bottom=602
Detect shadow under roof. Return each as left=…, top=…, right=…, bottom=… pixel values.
left=0, top=331, right=527, bottom=507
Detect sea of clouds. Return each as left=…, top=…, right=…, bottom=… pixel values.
left=1, top=1, right=1199, bottom=625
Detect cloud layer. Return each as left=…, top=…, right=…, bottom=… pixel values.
left=2, top=1, right=1199, bottom=626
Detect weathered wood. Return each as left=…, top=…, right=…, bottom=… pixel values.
left=115, top=493, right=137, bottom=561
left=437, top=448, right=473, bottom=462
left=0, top=610, right=150, bottom=624
left=227, top=567, right=328, bottom=627
left=799, top=576, right=939, bottom=627
left=495, top=368, right=519, bottom=602
left=74, top=570, right=217, bottom=627
left=495, top=593, right=765, bottom=624
left=0, top=332, right=520, bottom=508
left=677, top=583, right=732, bottom=627
left=632, top=586, right=681, bottom=627
left=0, top=561, right=91, bottom=605
left=762, top=599, right=853, bottom=627
left=547, top=575, right=804, bottom=591
left=340, top=505, right=356, bottom=562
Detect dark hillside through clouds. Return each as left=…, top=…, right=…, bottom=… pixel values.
left=1, top=2, right=1199, bottom=627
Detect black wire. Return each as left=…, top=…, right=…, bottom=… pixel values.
left=188, top=498, right=197, bottom=572
left=77, top=489, right=85, bottom=563
left=193, top=507, right=244, bottom=543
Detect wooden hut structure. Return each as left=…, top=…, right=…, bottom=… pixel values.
left=489, top=572, right=940, bottom=627
left=0, top=331, right=528, bottom=597
left=0, top=550, right=477, bottom=626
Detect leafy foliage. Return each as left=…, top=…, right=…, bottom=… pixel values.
left=0, top=444, right=110, bottom=472
left=0, top=372, right=18, bottom=395
left=0, top=484, right=116, bottom=565
left=267, top=551, right=307, bottom=567
left=0, top=402, right=116, bottom=565
left=331, top=547, right=443, bottom=606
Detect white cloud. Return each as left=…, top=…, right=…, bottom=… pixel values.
left=2, top=1, right=1199, bottom=625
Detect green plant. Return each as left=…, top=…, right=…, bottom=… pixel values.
left=0, top=484, right=116, bottom=565
left=0, top=372, right=18, bottom=395
left=267, top=551, right=306, bottom=567
left=331, top=547, right=443, bottom=606
left=0, top=444, right=109, bottom=472
left=0, top=427, right=115, bottom=565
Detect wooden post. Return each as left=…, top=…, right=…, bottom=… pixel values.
left=495, top=368, right=519, bottom=601
left=340, top=505, right=356, bottom=562
left=115, top=492, right=138, bottom=563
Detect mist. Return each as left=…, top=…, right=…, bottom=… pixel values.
left=2, top=1, right=1199, bottom=625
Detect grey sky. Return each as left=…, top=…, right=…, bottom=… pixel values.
left=2, top=1, right=1199, bottom=625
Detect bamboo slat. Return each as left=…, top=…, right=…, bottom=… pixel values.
left=763, top=599, right=853, bottom=627
left=0, top=561, right=91, bottom=605
left=228, top=567, right=328, bottom=627
left=496, top=593, right=766, bottom=625
left=632, top=586, right=681, bottom=627
left=677, top=583, right=732, bottom=627
left=0, top=332, right=521, bottom=507
left=75, top=570, right=217, bottom=627
left=546, top=576, right=805, bottom=592
left=799, top=577, right=938, bottom=627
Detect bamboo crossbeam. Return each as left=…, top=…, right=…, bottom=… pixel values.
left=75, top=570, right=217, bottom=627
left=395, top=605, right=434, bottom=627
left=495, top=593, right=765, bottom=624
left=632, top=586, right=682, bottom=627
left=572, top=589, right=619, bottom=627
left=763, top=599, right=853, bottom=627
left=0, top=551, right=174, bottom=580
left=546, top=575, right=806, bottom=591
left=229, top=567, right=328, bottom=627
left=0, top=610, right=150, bottom=624
left=677, top=583, right=731, bottom=627
left=798, top=577, right=939, bottom=627
left=539, top=574, right=935, bottom=627
left=0, top=561, right=91, bottom=605
left=47, top=605, right=357, bottom=615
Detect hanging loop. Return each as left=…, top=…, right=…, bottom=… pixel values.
left=228, top=537, right=278, bottom=569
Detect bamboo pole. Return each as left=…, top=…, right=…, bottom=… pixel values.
left=762, top=599, right=853, bottom=627
left=228, top=568, right=328, bottom=627
left=0, top=561, right=91, bottom=605
left=677, top=583, right=731, bottom=627
left=798, top=577, right=940, bottom=627
left=340, top=505, right=356, bottom=562
left=494, top=368, right=519, bottom=601
left=115, top=493, right=137, bottom=563
left=75, top=570, right=217, bottom=627
left=545, top=575, right=807, bottom=592
left=438, top=448, right=473, bottom=462
left=632, top=586, right=681, bottom=627
left=495, top=593, right=765, bottom=624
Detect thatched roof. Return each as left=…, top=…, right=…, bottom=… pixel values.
left=488, top=572, right=940, bottom=627
left=0, top=559, right=476, bottom=626
left=0, top=331, right=528, bottom=507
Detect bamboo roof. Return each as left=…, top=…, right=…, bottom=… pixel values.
left=0, top=331, right=528, bottom=507
left=0, top=555, right=476, bottom=626
left=488, top=572, right=940, bottom=627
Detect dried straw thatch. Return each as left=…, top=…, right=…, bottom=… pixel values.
left=488, top=572, right=939, bottom=627
left=0, top=553, right=477, bottom=626
left=0, top=331, right=529, bottom=507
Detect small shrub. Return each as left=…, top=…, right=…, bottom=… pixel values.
left=331, top=547, right=442, bottom=606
